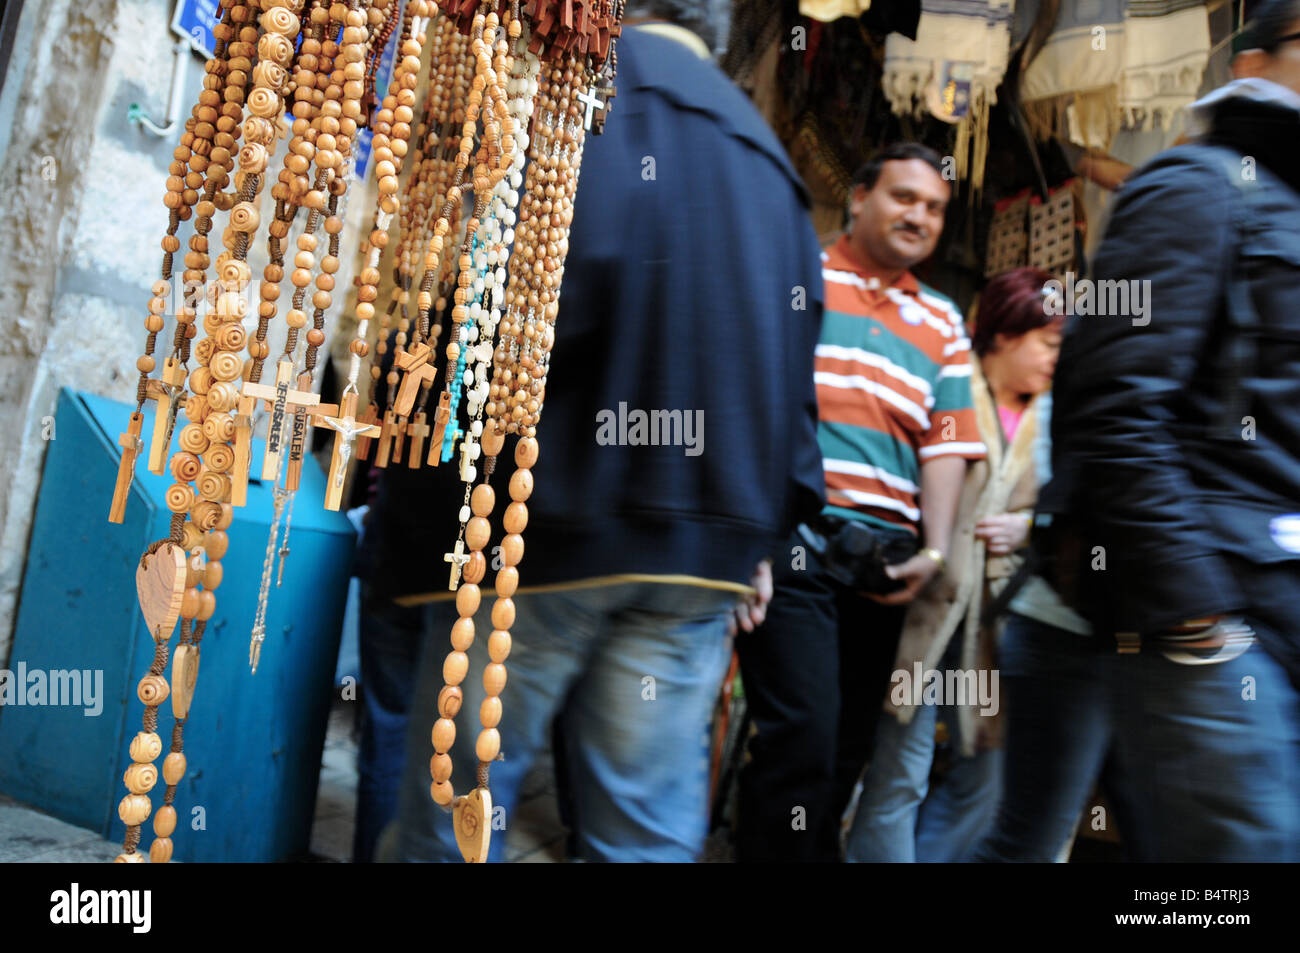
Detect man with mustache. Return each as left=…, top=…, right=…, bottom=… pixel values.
left=734, top=143, right=985, bottom=862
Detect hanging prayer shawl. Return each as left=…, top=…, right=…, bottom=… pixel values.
left=1119, top=0, right=1210, bottom=131
left=882, top=0, right=1015, bottom=192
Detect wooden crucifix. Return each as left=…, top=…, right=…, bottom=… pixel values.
left=240, top=359, right=320, bottom=482
left=286, top=370, right=335, bottom=493
left=312, top=391, right=381, bottom=511
left=406, top=412, right=430, bottom=470
left=144, top=358, right=188, bottom=474
left=108, top=412, right=144, bottom=523
left=393, top=343, right=437, bottom=417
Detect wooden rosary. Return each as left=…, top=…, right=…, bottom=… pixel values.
left=110, top=0, right=621, bottom=863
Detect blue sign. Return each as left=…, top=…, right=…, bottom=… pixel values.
left=171, top=0, right=222, bottom=60
left=353, top=2, right=403, bottom=179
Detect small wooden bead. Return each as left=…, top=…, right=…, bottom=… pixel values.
left=179, top=423, right=209, bottom=455
left=162, top=752, right=186, bottom=785
left=470, top=483, right=495, bottom=517
left=480, top=695, right=502, bottom=729
left=129, top=731, right=163, bottom=763
left=443, top=651, right=469, bottom=686
left=180, top=587, right=201, bottom=619
left=165, top=484, right=195, bottom=513
left=483, top=662, right=507, bottom=696
left=455, top=583, right=480, bottom=617
left=501, top=533, right=524, bottom=567
left=149, top=837, right=174, bottom=864
left=153, top=805, right=177, bottom=837
left=138, top=674, right=169, bottom=706
left=431, top=780, right=453, bottom=806
left=136, top=355, right=156, bottom=374
left=118, top=794, right=152, bottom=827
left=124, top=762, right=158, bottom=794
left=204, top=530, right=229, bottom=560
left=503, top=501, right=528, bottom=534
left=432, top=717, right=457, bottom=752
left=495, top=566, right=518, bottom=597
left=487, top=628, right=512, bottom=663
left=508, top=468, right=533, bottom=502
left=203, top=561, right=224, bottom=590
left=430, top=752, right=453, bottom=783
left=464, top=550, right=486, bottom=584
left=476, top=728, right=500, bottom=762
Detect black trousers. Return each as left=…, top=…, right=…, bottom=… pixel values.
left=735, top=532, right=908, bottom=862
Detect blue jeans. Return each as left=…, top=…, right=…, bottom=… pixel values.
left=974, top=613, right=1300, bottom=862
left=393, top=582, right=735, bottom=862
left=845, top=698, right=1002, bottom=863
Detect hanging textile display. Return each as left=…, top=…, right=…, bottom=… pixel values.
left=1027, top=179, right=1077, bottom=278
left=108, top=0, right=623, bottom=864
left=881, top=0, right=1015, bottom=193
left=983, top=188, right=1029, bottom=277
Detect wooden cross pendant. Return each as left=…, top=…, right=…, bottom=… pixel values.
left=444, top=538, right=470, bottom=590
left=231, top=393, right=257, bottom=507
left=312, top=391, right=382, bottom=511
left=287, top=370, right=334, bottom=493
left=592, top=84, right=616, bottom=134
left=428, top=391, right=452, bottom=467
left=393, top=343, right=437, bottom=417
left=108, top=412, right=144, bottom=523
left=144, top=358, right=188, bottom=474
left=576, top=85, right=613, bottom=132
left=355, top=402, right=381, bottom=461
left=374, top=409, right=401, bottom=469
left=406, top=412, right=430, bottom=470
left=240, top=359, right=320, bottom=481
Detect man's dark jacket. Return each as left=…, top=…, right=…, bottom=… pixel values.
left=357, top=28, right=826, bottom=600
left=1041, top=87, right=1300, bottom=653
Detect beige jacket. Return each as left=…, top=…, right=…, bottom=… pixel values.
left=885, top=357, right=1041, bottom=755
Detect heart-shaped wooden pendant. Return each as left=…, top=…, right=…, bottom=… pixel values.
left=452, top=787, right=492, bottom=864
left=136, top=543, right=186, bottom=643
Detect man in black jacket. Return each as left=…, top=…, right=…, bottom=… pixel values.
left=357, top=10, right=826, bottom=862
left=1019, top=0, right=1300, bottom=859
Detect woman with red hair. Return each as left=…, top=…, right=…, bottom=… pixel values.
left=846, top=266, right=1063, bottom=862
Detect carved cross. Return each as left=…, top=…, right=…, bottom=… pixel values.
left=406, top=412, right=431, bottom=470
left=241, top=359, right=320, bottom=481
left=287, top=370, right=334, bottom=493
left=444, top=538, right=470, bottom=590
left=312, top=391, right=381, bottom=511
left=575, top=87, right=610, bottom=132
left=231, top=393, right=257, bottom=507
left=354, top=402, right=381, bottom=461
left=428, top=391, right=452, bottom=467
left=374, top=409, right=401, bottom=469
left=109, top=412, right=144, bottom=523
left=144, top=358, right=188, bottom=474
left=393, top=343, right=437, bottom=417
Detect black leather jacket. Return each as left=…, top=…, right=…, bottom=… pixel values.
left=1040, top=88, right=1300, bottom=634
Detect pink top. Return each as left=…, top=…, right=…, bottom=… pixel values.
left=998, top=405, right=1024, bottom=442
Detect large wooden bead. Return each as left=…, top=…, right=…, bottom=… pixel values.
left=455, top=583, right=480, bottom=617
left=203, top=530, right=229, bottom=559
left=465, top=517, right=491, bottom=552
left=430, top=752, right=453, bottom=783
left=483, top=662, right=507, bottom=696
left=490, top=598, right=515, bottom=631
left=480, top=695, right=502, bottom=728
left=114, top=852, right=146, bottom=863
left=514, top=436, right=539, bottom=468
left=443, top=651, right=469, bottom=686
left=503, top=501, right=529, bottom=534
left=450, top=617, right=475, bottom=652
left=487, top=629, right=512, bottom=663
left=508, top=468, right=533, bottom=502
left=495, top=565, right=519, bottom=597
left=438, top=685, right=463, bottom=718
left=162, top=752, right=187, bottom=785
left=476, top=728, right=500, bottom=762
left=431, top=780, right=453, bottom=806
left=124, top=762, right=158, bottom=795
left=165, top=484, right=195, bottom=514
left=128, top=731, right=162, bottom=763
left=118, top=794, right=152, bottom=826
left=463, top=550, right=486, bottom=584
left=501, top=533, right=524, bottom=567
left=149, top=837, right=174, bottom=864
left=432, top=717, right=457, bottom=752
left=482, top=424, right=506, bottom=456
left=137, top=675, right=169, bottom=706
left=153, top=805, right=177, bottom=837
left=470, top=482, right=495, bottom=516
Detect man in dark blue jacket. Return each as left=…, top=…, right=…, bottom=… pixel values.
left=1014, top=0, right=1300, bottom=860
left=359, top=9, right=825, bottom=861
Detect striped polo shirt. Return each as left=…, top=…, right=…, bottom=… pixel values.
left=816, top=236, right=986, bottom=533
